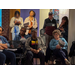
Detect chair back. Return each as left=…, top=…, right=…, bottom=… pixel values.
left=8, top=40, right=22, bottom=49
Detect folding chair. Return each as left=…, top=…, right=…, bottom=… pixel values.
left=7, top=40, right=25, bottom=65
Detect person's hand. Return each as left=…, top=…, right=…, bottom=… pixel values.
left=17, top=21, right=21, bottom=24
left=35, top=48, right=41, bottom=54
left=31, top=49, right=36, bottom=53
left=10, top=45, right=14, bottom=48
left=36, top=50, right=40, bottom=54
left=56, top=45, right=61, bottom=49
left=44, top=33, right=46, bottom=35
left=38, top=48, right=41, bottom=51
left=0, top=46, right=4, bottom=50
left=28, top=25, right=33, bottom=28
left=14, top=20, right=17, bottom=24
left=59, top=27, right=64, bottom=31
left=60, top=22, right=65, bottom=26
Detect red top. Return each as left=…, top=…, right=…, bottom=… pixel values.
left=45, top=26, right=56, bottom=36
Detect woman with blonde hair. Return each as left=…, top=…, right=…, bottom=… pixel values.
left=49, top=29, right=70, bottom=65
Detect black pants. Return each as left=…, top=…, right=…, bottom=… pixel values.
left=14, top=47, right=25, bottom=65
left=26, top=50, right=45, bottom=65
left=53, top=49, right=67, bottom=65
left=0, top=50, right=16, bottom=65
left=45, top=45, right=51, bottom=63
left=45, top=46, right=68, bottom=64
left=69, top=42, right=75, bottom=57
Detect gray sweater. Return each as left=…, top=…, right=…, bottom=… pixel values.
left=25, top=37, right=46, bottom=55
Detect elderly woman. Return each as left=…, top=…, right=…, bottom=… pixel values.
left=49, top=29, right=70, bottom=65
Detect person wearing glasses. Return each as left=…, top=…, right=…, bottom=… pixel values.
left=14, top=27, right=30, bottom=53
left=14, top=27, right=30, bottom=64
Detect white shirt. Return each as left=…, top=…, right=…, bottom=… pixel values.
left=24, top=17, right=37, bottom=35
left=10, top=17, right=24, bottom=33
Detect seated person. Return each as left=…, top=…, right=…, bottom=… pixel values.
left=49, top=29, right=70, bottom=65
left=69, top=41, right=75, bottom=57
left=14, top=27, right=30, bottom=53
left=0, top=27, right=16, bottom=65
left=25, top=29, right=45, bottom=65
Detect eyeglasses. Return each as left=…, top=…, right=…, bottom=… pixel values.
left=54, top=34, right=59, bottom=36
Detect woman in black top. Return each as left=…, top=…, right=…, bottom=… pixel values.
left=59, top=16, right=68, bottom=42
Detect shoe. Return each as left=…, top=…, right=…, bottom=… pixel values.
left=65, top=59, right=71, bottom=65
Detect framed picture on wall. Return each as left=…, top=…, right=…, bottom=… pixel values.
left=50, top=9, right=59, bottom=24
left=52, top=9, right=59, bottom=24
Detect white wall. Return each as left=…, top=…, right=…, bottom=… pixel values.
left=39, top=9, right=75, bottom=63
left=68, top=9, right=75, bottom=63
left=68, top=9, right=75, bottom=53
left=59, top=9, right=69, bottom=25
left=39, top=9, right=50, bottom=36
left=39, top=9, right=69, bottom=36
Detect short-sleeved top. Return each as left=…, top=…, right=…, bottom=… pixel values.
left=0, top=36, right=10, bottom=52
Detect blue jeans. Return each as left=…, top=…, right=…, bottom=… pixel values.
left=0, top=50, right=16, bottom=65
left=28, top=34, right=32, bottom=37
left=12, top=26, right=20, bottom=40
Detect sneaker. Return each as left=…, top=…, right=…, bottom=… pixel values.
left=65, top=59, right=71, bottom=65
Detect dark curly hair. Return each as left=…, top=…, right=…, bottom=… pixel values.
left=29, top=10, right=36, bottom=17
left=15, top=11, right=20, bottom=17
left=62, top=16, right=68, bottom=28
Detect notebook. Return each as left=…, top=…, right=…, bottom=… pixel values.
left=24, top=22, right=29, bottom=27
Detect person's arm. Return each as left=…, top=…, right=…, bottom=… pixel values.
left=25, top=37, right=33, bottom=51
left=61, top=38, right=68, bottom=47
left=10, top=17, right=15, bottom=28
left=0, top=45, right=5, bottom=50
left=0, top=43, right=8, bottom=49
left=25, top=38, right=37, bottom=53
left=43, top=20, right=46, bottom=29
left=24, top=18, right=30, bottom=29
left=3, top=37, right=10, bottom=48
left=20, top=17, right=24, bottom=27
left=49, top=39, right=57, bottom=50
left=33, top=18, right=37, bottom=29
left=37, top=37, right=45, bottom=50
left=62, top=25, right=68, bottom=37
